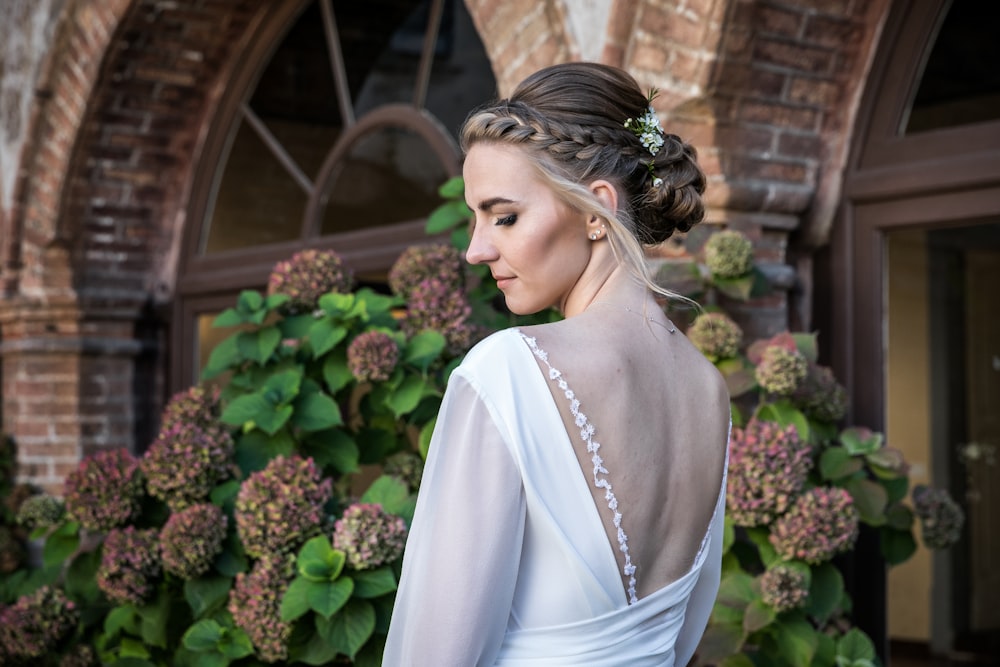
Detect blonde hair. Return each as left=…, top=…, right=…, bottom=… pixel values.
left=460, top=62, right=706, bottom=302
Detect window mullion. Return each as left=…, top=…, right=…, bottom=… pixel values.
left=413, top=0, right=446, bottom=109
left=240, top=103, right=315, bottom=195
left=320, top=0, right=355, bottom=127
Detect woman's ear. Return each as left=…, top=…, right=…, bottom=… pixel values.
left=589, top=179, right=618, bottom=217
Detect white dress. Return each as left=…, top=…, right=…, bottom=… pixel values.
left=383, top=329, right=727, bottom=666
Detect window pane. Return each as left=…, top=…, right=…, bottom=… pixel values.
left=200, top=120, right=305, bottom=253
left=905, top=4, right=1000, bottom=134
left=320, top=126, right=447, bottom=234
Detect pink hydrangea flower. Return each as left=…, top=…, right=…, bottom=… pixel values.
left=759, top=564, right=809, bottom=613
left=347, top=330, right=400, bottom=382
left=141, top=420, right=235, bottom=511
left=64, top=449, right=144, bottom=532
left=688, top=311, right=743, bottom=361
left=703, top=229, right=754, bottom=278
left=160, top=503, right=228, bottom=580
left=402, top=277, right=477, bottom=355
left=234, top=455, right=333, bottom=560
left=755, top=345, right=809, bottom=396
left=388, top=243, right=464, bottom=299
left=0, top=586, right=78, bottom=660
left=332, top=502, right=408, bottom=570
left=726, top=419, right=811, bottom=527
left=792, top=364, right=848, bottom=423
left=97, top=527, right=161, bottom=605
left=769, top=487, right=859, bottom=564
left=229, top=556, right=295, bottom=663
left=912, top=484, right=964, bottom=549
left=267, top=248, right=353, bottom=314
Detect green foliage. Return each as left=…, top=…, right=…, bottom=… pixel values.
left=2, top=235, right=484, bottom=664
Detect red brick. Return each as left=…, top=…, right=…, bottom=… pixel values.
left=753, top=37, right=833, bottom=74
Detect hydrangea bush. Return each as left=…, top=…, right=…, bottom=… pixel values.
left=1, top=176, right=967, bottom=667
left=1, top=233, right=516, bottom=666
left=690, top=326, right=966, bottom=667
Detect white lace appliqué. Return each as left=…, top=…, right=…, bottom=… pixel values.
left=520, top=333, right=639, bottom=604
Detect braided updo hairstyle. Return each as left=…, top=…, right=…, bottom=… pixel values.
left=460, top=62, right=706, bottom=293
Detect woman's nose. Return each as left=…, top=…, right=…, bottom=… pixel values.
left=465, top=220, right=495, bottom=265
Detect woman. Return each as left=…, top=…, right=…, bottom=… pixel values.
left=384, top=62, right=731, bottom=666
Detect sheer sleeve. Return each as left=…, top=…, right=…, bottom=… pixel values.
left=673, top=476, right=726, bottom=667
left=383, top=372, right=526, bottom=667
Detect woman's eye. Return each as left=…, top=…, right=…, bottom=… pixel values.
left=496, top=214, right=517, bottom=226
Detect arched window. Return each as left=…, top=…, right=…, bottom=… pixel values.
left=172, top=0, right=495, bottom=389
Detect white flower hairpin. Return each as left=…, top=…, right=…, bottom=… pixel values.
left=624, top=89, right=665, bottom=188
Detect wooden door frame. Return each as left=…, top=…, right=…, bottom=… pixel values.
left=826, top=0, right=1000, bottom=656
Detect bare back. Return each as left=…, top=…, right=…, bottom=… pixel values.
left=521, top=307, right=730, bottom=600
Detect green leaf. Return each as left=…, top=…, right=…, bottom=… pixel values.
left=297, top=536, right=347, bottom=583
left=265, top=292, right=290, bottom=310
left=418, top=418, right=435, bottom=459
left=104, top=604, right=141, bottom=639
left=309, top=318, right=349, bottom=358
left=236, top=326, right=281, bottom=364
left=280, top=576, right=314, bottom=622
left=883, top=476, right=910, bottom=505
left=220, top=393, right=269, bottom=427
left=805, top=562, right=844, bottom=623
left=65, top=546, right=102, bottom=603
left=238, top=289, right=264, bottom=312
left=303, top=429, right=359, bottom=475
left=723, top=515, right=735, bottom=554
left=845, top=477, right=888, bottom=526
left=836, top=627, right=876, bottom=661
left=880, top=527, right=918, bottom=566
left=437, top=175, right=465, bottom=198
left=885, top=502, right=914, bottom=531
left=403, top=330, right=447, bottom=370
left=775, top=614, right=819, bottom=667
left=184, top=575, right=232, bottom=619
left=219, top=627, right=255, bottom=659
left=791, top=332, right=819, bottom=364
left=865, top=446, right=908, bottom=479
left=292, top=390, right=343, bottom=431
left=814, top=632, right=837, bottom=667
left=316, top=599, right=376, bottom=659
left=746, top=527, right=780, bottom=567
left=137, top=590, right=171, bottom=648
left=323, top=349, right=354, bottom=394
left=43, top=521, right=80, bottom=569
left=351, top=566, right=397, bottom=598
left=119, top=638, right=153, bottom=659
left=309, top=578, right=355, bottom=619
left=183, top=619, right=225, bottom=652
left=717, top=571, right=756, bottom=608
left=254, top=403, right=294, bottom=436
left=743, top=598, right=777, bottom=633
left=235, top=429, right=296, bottom=474
left=360, top=475, right=413, bottom=518
left=263, top=367, right=303, bottom=402
left=202, top=335, right=241, bottom=380
left=318, top=292, right=358, bottom=316
left=212, top=307, right=246, bottom=328
left=820, top=447, right=865, bottom=481
left=385, top=374, right=427, bottom=417
left=697, top=621, right=747, bottom=664
left=756, top=401, right=810, bottom=441
left=288, top=631, right=340, bottom=665
left=280, top=313, right=317, bottom=340
left=839, top=427, right=883, bottom=456
left=713, top=274, right=755, bottom=301
left=720, top=655, right=756, bottom=667
left=426, top=198, right=472, bottom=234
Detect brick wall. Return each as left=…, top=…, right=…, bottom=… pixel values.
left=1, top=0, right=893, bottom=491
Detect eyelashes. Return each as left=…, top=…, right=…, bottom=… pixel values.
left=496, top=214, right=517, bottom=226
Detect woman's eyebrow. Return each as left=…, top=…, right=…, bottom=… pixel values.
left=476, top=196, right=517, bottom=212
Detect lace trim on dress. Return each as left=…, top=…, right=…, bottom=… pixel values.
left=518, top=332, right=639, bottom=604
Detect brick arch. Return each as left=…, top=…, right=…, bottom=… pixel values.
left=4, top=1, right=133, bottom=301
left=463, top=0, right=575, bottom=95
left=58, top=0, right=272, bottom=316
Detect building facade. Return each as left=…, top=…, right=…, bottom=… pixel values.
left=1, top=0, right=997, bottom=660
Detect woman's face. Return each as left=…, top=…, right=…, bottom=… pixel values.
left=463, top=143, right=594, bottom=315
